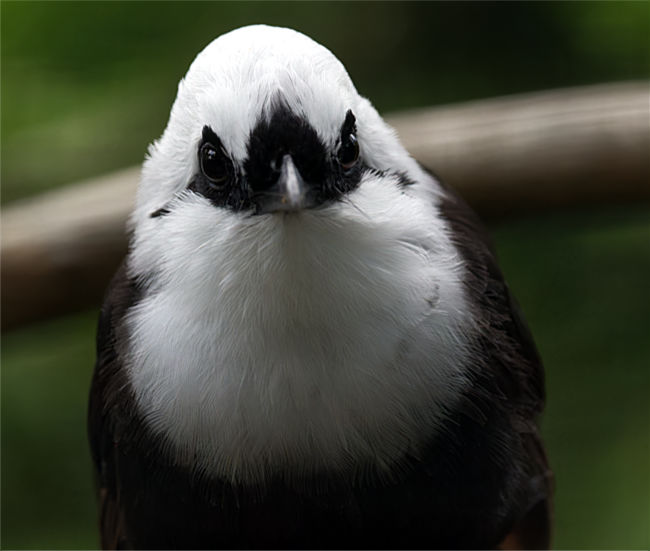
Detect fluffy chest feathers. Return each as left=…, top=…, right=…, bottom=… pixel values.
left=126, top=172, right=472, bottom=483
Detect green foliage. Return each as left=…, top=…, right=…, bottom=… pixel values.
left=2, top=207, right=649, bottom=549
left=1, top=311, right=99, bottom=549
left=1, top=1, right=648, bottom=203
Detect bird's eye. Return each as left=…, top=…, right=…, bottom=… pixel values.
left=338, top=133, right=359, bottom=170
left=200, top=142, right=229, bottom=185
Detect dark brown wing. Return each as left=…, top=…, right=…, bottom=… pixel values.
left=88, top=262, right=140, bottom=550
left=436, top=178, right=553, bottom=548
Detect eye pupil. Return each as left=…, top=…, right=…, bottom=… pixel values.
left=200, top=142, right=229, bottom=184
left=338, top=133, right=359, bottom=170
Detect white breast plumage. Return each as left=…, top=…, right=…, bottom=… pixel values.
left=125, top=171, right=473, bottom=483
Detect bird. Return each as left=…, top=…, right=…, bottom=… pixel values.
left=88, top=24, right=552, bottom=549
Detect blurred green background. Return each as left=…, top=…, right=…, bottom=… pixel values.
left=1, top=1, right=649, bottom=549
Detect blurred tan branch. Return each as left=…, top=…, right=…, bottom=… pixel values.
left=2, top=81, right=649, bottom=331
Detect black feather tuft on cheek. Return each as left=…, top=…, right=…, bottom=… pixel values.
left=150, top=207, right=171, bottom=218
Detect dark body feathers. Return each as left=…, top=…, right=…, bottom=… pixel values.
left=88, top=184, right=552, bottom=549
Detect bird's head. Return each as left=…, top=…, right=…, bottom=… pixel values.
left=131, top=25, right=427, bottom=229
left=125, top=24, right=457, bottom=341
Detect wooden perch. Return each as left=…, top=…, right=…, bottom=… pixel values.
left=388, top=80, right=650, bottom=216
left=2, top=81, right=649, bottom=331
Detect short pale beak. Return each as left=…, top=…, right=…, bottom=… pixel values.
left=256, top=155, right=309, bottom=214
left=278, top=154, right=305, bottom=210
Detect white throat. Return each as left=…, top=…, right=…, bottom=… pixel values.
left=126, top=174, right=472, bottom=483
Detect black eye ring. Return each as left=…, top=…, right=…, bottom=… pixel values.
left=338, top=133, right=360, bottom=170
left=199, top=142, right=230, bottom=185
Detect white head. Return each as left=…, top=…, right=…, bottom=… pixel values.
left=125, top=25, right=472, bottom=483
left=131, top=24, right=428, bottom=228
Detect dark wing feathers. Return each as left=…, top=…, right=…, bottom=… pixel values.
left=437, top=179, right=553, bottom=548
left=88, top=262, right=139, bottom=549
